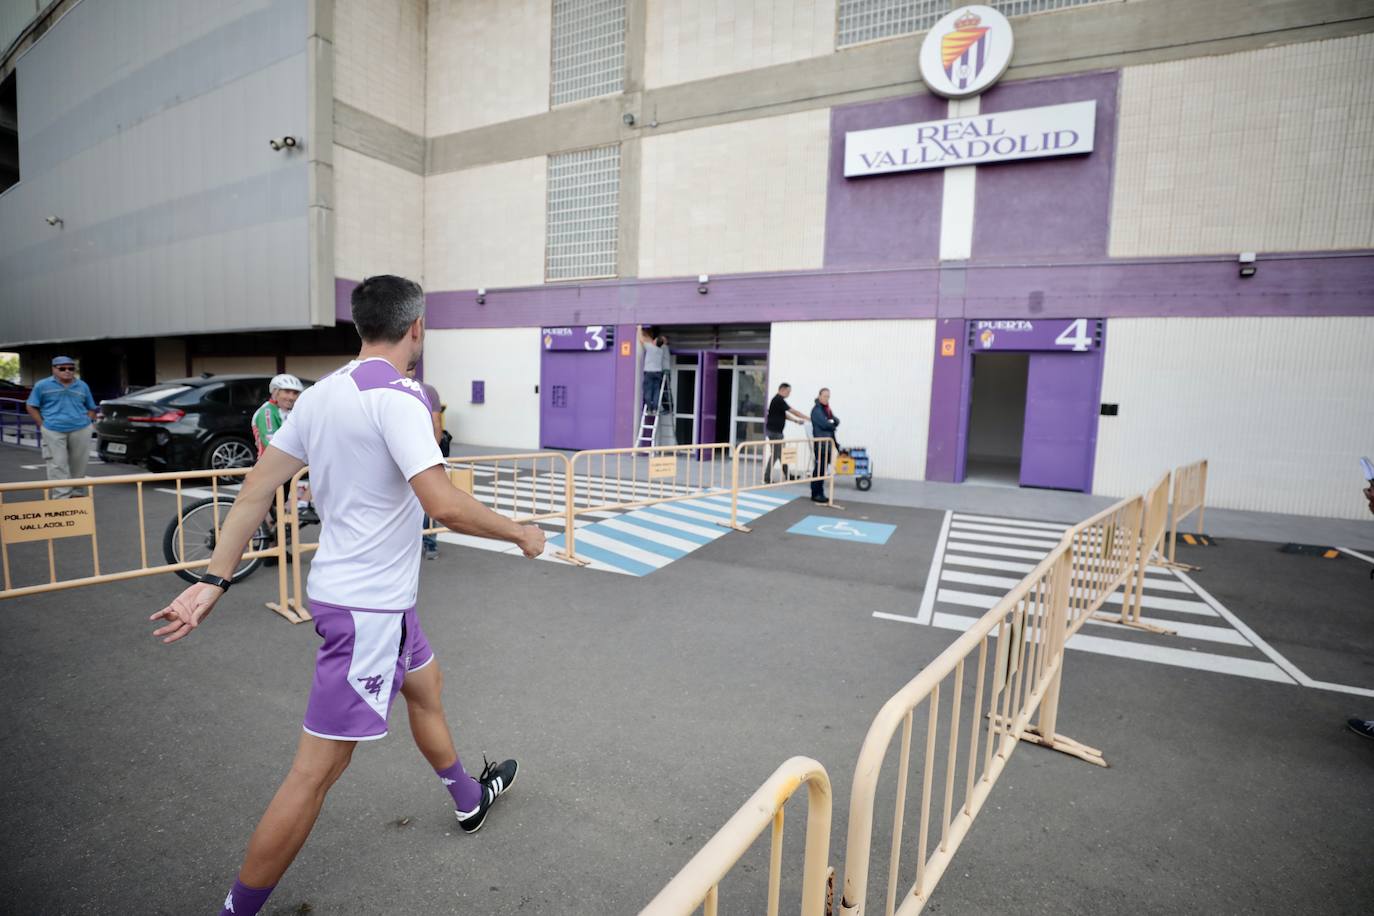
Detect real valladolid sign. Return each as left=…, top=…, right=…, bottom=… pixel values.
left=844, top=5, right=1098, bottom=178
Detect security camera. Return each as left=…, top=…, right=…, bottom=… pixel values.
left=283, top=136, right=297, bottom=148
left=269, top=136, right=298, bottom=151
left=698, top=275, right=709, bottom=284
left=44, top=215, right=64, bottom=227
left=1238, top=252, right=1257, bottom=279
left=476, top=288, right=486, bottom=305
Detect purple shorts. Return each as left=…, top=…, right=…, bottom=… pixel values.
left=302, top=600, right=434, bottom=742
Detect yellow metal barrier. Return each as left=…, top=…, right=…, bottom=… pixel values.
left=279, top=451, right=585, bottom=618
left=1167, top=459, right=1208, bottom=566
left=730, top=436, right=839, bottom=530
left=641, top=756, right=833, bottom=916
left=565, top=442, right=737, bottom=548
left=1091, top=475, right=1174, bottom=636
left=0, top=469, right=292, bottom=620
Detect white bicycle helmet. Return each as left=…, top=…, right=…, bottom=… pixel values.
left=269, top=373, right=304, bottom=394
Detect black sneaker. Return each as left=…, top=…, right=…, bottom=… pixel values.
left=455, top=756, right=518, bottom=834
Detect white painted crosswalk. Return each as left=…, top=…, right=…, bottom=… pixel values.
left=888, top=510, right=1298, bottom=685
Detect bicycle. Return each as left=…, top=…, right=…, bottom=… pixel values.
left=162, top=494, right=317, bottom=585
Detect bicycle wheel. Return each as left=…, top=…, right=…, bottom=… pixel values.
left=163, top=497, right=271, bottom=585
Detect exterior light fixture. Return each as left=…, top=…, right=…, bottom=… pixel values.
left=269, top=136, right=298, bottom=151
left=697, top=274, right=709, bottom=295
left=1238, top=252, right=1256, bottom=278
left=476, top=287, right=486, bottom=305
left=622, top=112, right=636, bottom=127
left=45, top=215, right=64, bottom=227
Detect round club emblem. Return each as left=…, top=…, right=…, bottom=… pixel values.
left=918, top=5, right=1014, bottom=100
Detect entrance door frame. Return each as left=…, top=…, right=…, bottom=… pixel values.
left=695, top=350, right=769, bottom=447
left=951, top=319, right=1107, bottom=491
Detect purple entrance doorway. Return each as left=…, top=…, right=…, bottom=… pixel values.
left=539, top=324, right=636, bottom=451
left=934, top=318, right=1106, bottom=493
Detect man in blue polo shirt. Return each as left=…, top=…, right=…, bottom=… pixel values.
left=26, top=356, right=99, bottom=497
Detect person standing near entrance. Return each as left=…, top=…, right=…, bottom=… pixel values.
left=809, top=387, right=840, bottom=503
left=640, top=327, right=667, bottom=414
left=26, top=356, right=99, bottom=498
left=764, top=383, right=807, bottom=484
left=148, top=276, right=544, bottom=916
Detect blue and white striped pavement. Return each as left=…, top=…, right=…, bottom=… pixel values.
left=438, top=477, right=796, bottom=576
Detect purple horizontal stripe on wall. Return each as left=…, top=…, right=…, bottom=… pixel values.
left=408, top=253, right=1373, bottom=331
left=825, top=94, right=946, bottom=268
left=972, top=71, right=1119, bottom=260
left=335, top=277, right=358, bottom=323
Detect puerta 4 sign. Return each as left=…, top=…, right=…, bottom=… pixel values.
left=971, top=318, right=1102, bottom=353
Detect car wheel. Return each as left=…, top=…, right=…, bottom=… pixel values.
left=204, top=436, right=255, bottom=471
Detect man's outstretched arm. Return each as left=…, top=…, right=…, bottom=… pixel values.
left=409, top=465, right=545, bottom=558
left=150, top=446, right=306, bottom=644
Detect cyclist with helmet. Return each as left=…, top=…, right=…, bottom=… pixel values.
left=252, top=374, right=305, bottom=459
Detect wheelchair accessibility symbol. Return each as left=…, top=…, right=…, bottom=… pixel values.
left=818, top=520, right=865, bottom=538
left=788, top=515, right=896, bottom=545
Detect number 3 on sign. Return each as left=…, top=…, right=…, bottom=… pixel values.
left=1055, top=318, right=1092, bottom=352
left=584, top=326, right=606, bottom=351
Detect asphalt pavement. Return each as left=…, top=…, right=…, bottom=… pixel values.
left=1, top=444, right=1371, bottom=915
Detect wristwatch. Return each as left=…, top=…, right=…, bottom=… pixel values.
left=199, top=573, right=232, bottom=592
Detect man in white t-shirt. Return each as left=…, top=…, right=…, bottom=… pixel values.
left=149, top=275, right=544, bottom=916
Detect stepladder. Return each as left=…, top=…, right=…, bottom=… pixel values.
left=636, top=374, right=673, bottom=447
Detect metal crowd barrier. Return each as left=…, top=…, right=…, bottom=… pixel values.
left=641, top=756, right=833, bottom=916
left=0, top=396, right=41, bottom=449
left=1090, top=474, right=1174, bottom=636
left=729, top=436, right=839, bottom=530
left=1167, top=459, right=1208, bottom=566
left=566, top=441, right=736, bottom=521
left=650, top=468, right=1194, bottom=914
left=0, top=468, right=292, bottom=620
left=278, top=452, right=585, bottom=619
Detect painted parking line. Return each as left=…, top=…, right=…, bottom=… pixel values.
left=927, top=612, right=1295, bottom=684
left=882, top=509, right=1320, bottom=687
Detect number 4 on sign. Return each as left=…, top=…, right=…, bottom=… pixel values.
left=1055, top=319, right=1092, bottom=352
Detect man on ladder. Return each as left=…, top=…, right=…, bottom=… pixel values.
left=637, top=329, right=669, bottom=447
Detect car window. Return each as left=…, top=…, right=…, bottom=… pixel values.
left=127, top=384, right=193, bottom=402
left=193, top=384, right=231, bottom=407
left=232, top=380, right=271, bottom=407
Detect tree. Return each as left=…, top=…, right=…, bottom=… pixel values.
left=0, top=353, right=18, bottom=383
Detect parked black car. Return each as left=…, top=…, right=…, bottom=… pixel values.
left=96, top=375, right=300, bottom=472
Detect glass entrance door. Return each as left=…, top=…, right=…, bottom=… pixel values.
left=730, top=357, right=768, bottom=446
left=670, top=353, right=697, bottom=446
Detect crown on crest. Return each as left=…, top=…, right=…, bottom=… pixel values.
left=954, top=9, right=981, bottom=29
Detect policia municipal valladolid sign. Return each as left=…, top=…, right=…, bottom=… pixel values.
left=844, top=5, right=1096, bottom=178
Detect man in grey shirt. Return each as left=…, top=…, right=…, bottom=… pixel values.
left=640, top=328, right=668, bottom=414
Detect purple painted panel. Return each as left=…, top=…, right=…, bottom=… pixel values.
left=825, top=95, right=947, bottom=268
left=925, top=319, right=972, bottom=483
left=1019, top=351, right=1102, bottom=492
left=973, top=71, right=1119, bottom=260
left=540, top=350, right=616, bottom=451
left=612, top=324, right=636, bottom=448
left=416, top=253, right=1372, bottom=332
left=336, top=277, right=359, bottom=323
left=699, top=352, right=719, bottom=451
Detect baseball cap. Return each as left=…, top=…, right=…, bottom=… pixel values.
left=52, top=356, right=76, bottom=367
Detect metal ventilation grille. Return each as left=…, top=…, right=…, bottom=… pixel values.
left=545, top=145, right=620, bottom=281
left=836, top=0, right=948, bottom=48
left=836, top=0, right=1113, bottom=49
left=550, top=0, right=626, bottom=107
